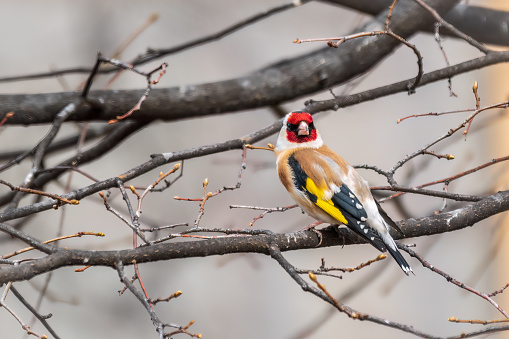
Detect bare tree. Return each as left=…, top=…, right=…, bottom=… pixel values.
left=1, top=1, right=509, bottom=338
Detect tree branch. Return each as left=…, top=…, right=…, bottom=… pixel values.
left=1, top=0, right=459, bottom=126
left=1, top=190, right=507, bottom=285
left=322, top=0, right=509, bottom=47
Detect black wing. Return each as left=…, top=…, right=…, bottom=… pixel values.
left=288, top=154, right=386, bottom=252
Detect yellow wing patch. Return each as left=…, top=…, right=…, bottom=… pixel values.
left=305, top=178, right=348, bottom=225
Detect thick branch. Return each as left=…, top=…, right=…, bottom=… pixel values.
left=322, top=0, right=509, bottom=47
left=0, top=190, right=507, bottom=285
left=305, top=50, right=509, bottom=113
left=0, top=3, right=505, bottom=87
left=1, top=0, right=458, bottom=126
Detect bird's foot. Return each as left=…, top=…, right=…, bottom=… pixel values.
left=300, top=221, right=324, bottom=246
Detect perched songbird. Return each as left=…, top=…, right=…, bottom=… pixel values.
left=274, top=111, right=412, bottom=275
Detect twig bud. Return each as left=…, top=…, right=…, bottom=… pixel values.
left=472, top=81, right=478, bottom=93
left=203, top=178, right=209, bottom=187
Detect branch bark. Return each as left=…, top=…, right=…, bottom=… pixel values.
left=322, top=0, right=509, bottom=47
left=1, top=0, right=459, bottom=126
left=1, top=190, right=507, bottom=285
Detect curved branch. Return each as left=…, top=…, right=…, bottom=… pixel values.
left=0, top=3, right=506, bottom=87
left=0, top=120, right=280, bottom=220
left=3, top=47, right=506, bottom=127
left=269, top=243, right=442, bottom=338
left=0, top=0, right=312, bottom=84
left=0, top=120, right=147, bottom=207
left=1, top=0, right=459, bottom=126
left=305, top=50, right=509, bottom=113
left=322, top=0, right=509, bottom=47
left=0, top=190, right=507, bottom=285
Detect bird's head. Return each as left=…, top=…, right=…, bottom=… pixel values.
left=275, top=111, right=323, bottom=151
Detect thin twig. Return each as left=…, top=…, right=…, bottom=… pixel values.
left=448, top=316, right=509, bottom=325
left=116, top=261, right=200, bottom=338
left=0, top=0, right=310, bottom=83
left=463, top=81, right=481, bottom=137
left=149, top=160, right=184, bottom=193
left=295, top=14, right=423, bottom=92
left=489, top=283, right=509, bottom=298
left=149, top=291, right=182, bottom=305
left=388, top=100, right=509, bottom=180
left=116, top=261, right=164, bottom=338
left=1, top=281, right=46, bottom=338
left=108, top=62, right=168, bottom=124
left=175, top=148, right=248, bottom=229
left=229, top=204, right=298, bottom=226
left=10, top=286, right=61, bottom=339
left=2, top=231, right=104, bottom=259
left=98, top=191, right=149, bottom=244
left=135, top=163, right=181, bottom=217
left=385, top=0, right=399, bottom=30
left=268, top=242, right=438, bottom=338
left=401, top=245, right=509, bottom=318
left=294, top=255, right=387, bottom=279
left=432, top=22, right=457, bottom=97
left=412, top=0, right=491, bottom=54
left=139, top=223, right=189, bottom=233
left=0, top=179, right=79, bottom=207
left=397, top=108, right=474, bottom=124
left=380, top=154, right=509, bottom=201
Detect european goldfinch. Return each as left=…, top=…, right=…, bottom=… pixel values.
left=275, top=111, right=412, bottom=275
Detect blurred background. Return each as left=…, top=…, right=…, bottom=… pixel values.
left=1, top=0, right=509, bottom=338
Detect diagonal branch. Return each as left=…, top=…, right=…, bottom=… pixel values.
left=1, top=0, right=459, bottom=126
left=322, top=1, right=509, bottom=47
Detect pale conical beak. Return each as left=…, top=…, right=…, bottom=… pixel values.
left=297, top=121, right=309, bottom=136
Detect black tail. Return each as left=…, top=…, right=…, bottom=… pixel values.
left=340, top=212, right=413, bottom=275
left=386, top=244, right=413, bottom=276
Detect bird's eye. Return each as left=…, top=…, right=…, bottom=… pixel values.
left=287, top=123, right=297, bottom=131
left=309, top=122, right=315, bottom=130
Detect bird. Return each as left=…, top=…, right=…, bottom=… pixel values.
left=274, top=111, right=412, bottom=275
